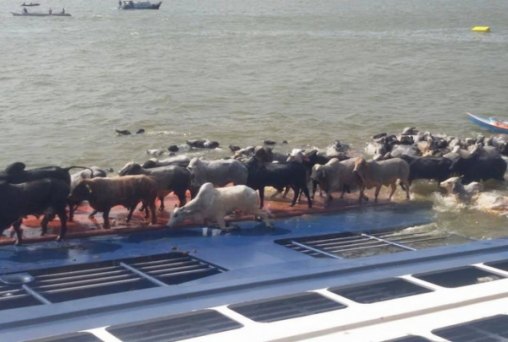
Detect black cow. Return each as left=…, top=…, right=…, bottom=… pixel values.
left=0, top=162, right=91, bottom=222
left=245, top=157, right=312, bottom=208
left=0, top=179, right=69, bottom=245
left=399, top=156, right=453, bottom=187
left=449, top=153, right=507, bottom=184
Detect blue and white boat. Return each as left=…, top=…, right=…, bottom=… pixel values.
left=119, top=1, right=162, bottom=10
left=1, top=202, right=508, bottom=341
left=467, top=112, right=508, bottom=134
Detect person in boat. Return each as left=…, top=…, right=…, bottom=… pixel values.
left=23, top=7, right=28, bottom=14
left=49, top=8, right=52, bottom=15
left=61, top=8, right=65, bottom=14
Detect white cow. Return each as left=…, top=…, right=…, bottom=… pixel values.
left=187, top=157, right=248, bottom=188
left=167, top=183, right=271, bottom=229
left=353, top=157, right=411, bottom=203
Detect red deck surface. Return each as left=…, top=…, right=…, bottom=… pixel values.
left=0, top=189, right=395, bottom=245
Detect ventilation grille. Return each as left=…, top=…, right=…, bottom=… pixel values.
left=330, top=278, right=432, bottom=304
left=413, top=266, right=505, bottom=288
left=276, top=228, right=471, bottom=259
left=27, top=332, right=102, bottom=342
left=0, top=252, right=225, bottom=308
left=107, top=309, right=242, bottom=342
left=229, top=292, right=346, bottom=322
left=432, top=314, right=508, bottom=341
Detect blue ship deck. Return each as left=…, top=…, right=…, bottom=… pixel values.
left=1, top=203, right=507, bottom=341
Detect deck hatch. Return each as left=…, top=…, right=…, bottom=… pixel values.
left=27, top=332, right=102, bottom=342
left=107, top=309, right=242, bottom=342
left=329, top=278, right=432, bottom=303
left=413, top=266, right=504, bottom=288
left=276, top=228, right=473, bottom=259
left=432, top=314, right=508, bottom=341
left=485, top=259, right=508, bottom=272
left=228, top=292, right=346, bottom=322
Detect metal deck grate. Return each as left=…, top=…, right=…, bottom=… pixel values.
left=485, top=259, right=508, bottom=272
left=0, top=252, right=226, bottom=307
left=107, top=309, right=242, bottom=342
left=27, top=332, right=102, bottom=342
left=413, top=266, right=505, bottom=288
left=127, top=253, right=224, bottom=285
left=329, top=278, right=432, bottom=304
left=228, top=292, right=347, bottom=323
left=432, top=314, right=508, bottom=341
left=276, top=228, right=472, bottom=259
left=0, top=282, right=43, bottom=311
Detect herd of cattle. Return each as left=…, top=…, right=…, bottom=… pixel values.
left=1, top=127, right=507, bottom=245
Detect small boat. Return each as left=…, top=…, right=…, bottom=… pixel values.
left=11, top=11, right=71, bottom=17
left=20, top=2, right=40, bottom=6
left=472, top=26, right=491, bottom=33
left=467, top=112, right=508, bottom=134
left=119, top=0, right=162, bottom=10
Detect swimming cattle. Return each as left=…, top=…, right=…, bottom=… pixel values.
left=168, top=182, right=271, bottom=229
left=449, top=150, right=506, bottom=184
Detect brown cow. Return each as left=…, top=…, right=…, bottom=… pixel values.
left=70, top=175, right=158, bottom=229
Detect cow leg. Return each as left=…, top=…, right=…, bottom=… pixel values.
left=403, top=181, right=411, bottom=200
left=374, top=185, right=382, bottom=202
left=289, top=186, right=299, bottom=207
left=259, top=187, right=265, bottom=208
left=41, top=214, right=50, bottom=236
left=89, top=210, right=98, bottom=219
left=158, top=195, right=165, bottom=211
left=102, top=209, right=111, bottom=229
left=56, top=209, right=67, bottom=241
left=388, top=183, right=397, bottom=200
left=149, top=201, right=157, bottom=224
left=216, top=216, right=227, bottom=230
left=126, top=204, right=137, bottom=222
left=68, top=201, right=75, bottom=222
left=176, top=191, right=187, bottom=207
left=358, top=187, right=366, bottom=204
left=301, top=186, right=312, bottom=208
left=12, top=219, right=23, bottom=245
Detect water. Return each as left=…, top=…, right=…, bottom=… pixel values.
left=1, top=0, right=507, bottom=236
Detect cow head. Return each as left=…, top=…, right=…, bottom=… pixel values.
left=353, top=157, right=367, bottom=184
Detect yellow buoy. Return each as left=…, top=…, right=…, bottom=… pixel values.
left=472, top=26, right=491, bottom=33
